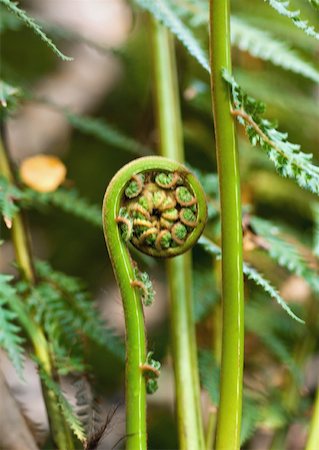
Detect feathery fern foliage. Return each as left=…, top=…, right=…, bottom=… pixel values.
left=198, top=350, right=220, bottom=405
left=0, top=80, right=21, bottom=114
left=64, top=112, right=152, bottom=156
left=27, top=261, right=125, bottom=362
left=231, top=16, right=319, bottom=83
left=23, top=188, right=102, bottom=228
left=243, top=265, right=304, bottom=323
left=240, top=397, right=262, bottom=445
left=198, top=236, right=304, bottom=322
left=223, top=70, right=319, bottom=196
left=137, top=0, right=319, bottom=83
left=0, top=4, right=21, bottom=32
left=0, top=275, right=25, bottom=376
left=308, top=0, right=319, bottom=9
left=0, top=0, right=72, bottom=61
left=38, top=364, right=86, bottom=443
left=193, top=267, right=219, bottom=323
left=245, top=302, right=301, bottom=381
left=0, top=175, right=22, bottom=227
left=264, top=0, right=319, bottom=39
left=74, top=377, right=103, bottom=435
left=312, top=203, right=319, bottom=257
left=135, top=0, right=210, bottom=71
left=251, top=216, right=319, bottom=293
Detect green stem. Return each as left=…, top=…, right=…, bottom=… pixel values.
left=150, top=17, right=205, bottom=450
left=306, top=382, right=319, bottom=450
left=103, top=171, right=147, bottom=450
left=209, top=2, right=244, bottom=449
left=205, top=407, right=217, bottom=450
left=0, top=134, right=74, bottom=450
left=103, top=156, right=207, bottom=450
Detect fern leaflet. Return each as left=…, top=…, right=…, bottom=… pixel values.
left=141, top=0, right=319, bottom=83
left=231, top=16, right=319, bottom=83
left=0, top=0, right=73, bottom=61
left=23, top=188, right=102, bottom=228
left=64, top=112, right=152, bottom=156
left=0, top=274, right=25, bottom=376
left=264, top=0, right=319, bottom=40
left=198, top=236, right=304, bottom=322
left=31, top=261, right=125, bottom=360
left=0, top=175, right=22, bottom=227
left=223, top=70, right=319, bottom=196
left=241, top=397, right=261, bottom=445
left=38, top=364, right=86, bottom=442
left=198, top=350, right=220, bottom=405
left=134, top=0, right=210, bottom=72
left=243, top=265, right=304, bottom=323
left=250, top=216, right=319, bottom=293
left=313, top=203, right=319, bottom=257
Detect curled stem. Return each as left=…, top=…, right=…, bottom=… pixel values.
left=102, top=156, right=207, bottom=449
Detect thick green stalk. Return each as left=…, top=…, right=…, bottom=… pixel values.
left=209, top=1, right=245, bottom=449
left=103, top=172, right=147, bottom=450
left=306, top=383, right=319, bottom=450
left=0, top=135, right=74, bottom=450
left=150, top=17, right=205, bottom=450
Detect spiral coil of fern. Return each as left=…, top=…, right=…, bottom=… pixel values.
left=102, top=156, right=207, bottom=450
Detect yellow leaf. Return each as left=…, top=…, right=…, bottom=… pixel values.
left=20, top=155, right=66, bottom=193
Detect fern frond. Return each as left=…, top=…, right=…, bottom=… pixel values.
left=0, top=4, right=21, bottom=32
left=0, top=274, right=25, bottom=376
left=198, top=350, right=220, bottom=405
left=245, top=303, right=301, bottom=381
left=198, top=236, right=304, bottom=322
left=37, top=364, right=86, bottom=442
left=198, top=236, right=221, bottom=257
left=142, top=0, right=319, bottom=83
left=251, top=216, right=319, bottom=293
left=32, top=261, right=125, bottom=360
left=223, top=70, right=319, bottom=196
left=0, top=0, right=73, bottom=61
left=0, top=80, right=21, bottom=111
left=135, top=0, right=210, bottom=72
left=308, top=0, right=319, bottom=9
left=243, top=265, right=304, bottom=323
left=193, top=267, right=219, bottom=323
left=231, top=16, right=319, bottom=83
left=23, top=188, right=102, bottom=228
left=74, top=377, right=103, bottom=435
left=64, top=112, right=152, bottom=156
left=264, top=0, right=319, bottom=40
left=241, top=397, right=261, bottom=445
left=312, top=203, right=319, bottom=258
left=0, top=175, right=22, bottom=227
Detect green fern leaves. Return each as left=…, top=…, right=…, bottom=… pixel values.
left=38, top=365, right=86, bottom=442
left=198, top=236, right=304, bottom=322
left=29, top=261, right=125, bottom=362
left=264, top=0, right=319, bottom=40
left=135, top=0, right=210, bottom=72
left=231, top=16, right=319, bottom=84
left=0, top=0, right=72, bottom=61
left=243, top=265, right=304, bottom=323
left=223, top=70, right=319, bottom=196
left=0, top=275, right=25, bottom=376
left=0, top=176, right=22, bottom=227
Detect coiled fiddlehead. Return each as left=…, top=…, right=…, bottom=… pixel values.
left=102, top=156, right=207, bottom=450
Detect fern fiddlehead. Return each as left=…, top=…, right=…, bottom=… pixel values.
left=102, top=156, right=207, bottom=450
